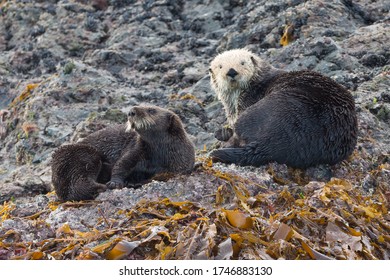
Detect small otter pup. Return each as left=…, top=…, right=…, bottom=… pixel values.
left=209, top=49, right=357, bottom=168
left=51, top=105, right=195, bottom=201
left=51, top=144, right=108, bottom=201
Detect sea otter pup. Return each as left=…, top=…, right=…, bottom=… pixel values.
left=51, top=105, right=195, bottom=201
left=209, top=49, right=358, bottom=168
left=51, top=144, right=108, bottom=201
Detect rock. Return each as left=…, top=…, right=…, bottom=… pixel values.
left=0, top=0, right=389, bottom=260
left=0, top=179, right=50, bottom=204
left=360, top=53, right=387, bottom=68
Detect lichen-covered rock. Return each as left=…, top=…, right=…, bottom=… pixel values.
left=0, top=0, right=389, bottom=260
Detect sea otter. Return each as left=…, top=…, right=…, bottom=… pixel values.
left=51, top=144, right=108, bottom=201
left=209, top=48, right=358, bottom=168
left=51, top=105, right=195, bottom=201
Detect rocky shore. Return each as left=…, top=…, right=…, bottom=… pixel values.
left=0, top=0, right=389, bottom=259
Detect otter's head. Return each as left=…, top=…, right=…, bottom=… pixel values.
left=209, top=49, right=266, bottom=94
left=126, top=105, right=185, bottom=138
left=209, top=49, right=271, bottom=125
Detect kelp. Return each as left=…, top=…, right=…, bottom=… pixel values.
left=280, top=24, right=294, bottom=46
left=9, top=84, right=39, bottom=108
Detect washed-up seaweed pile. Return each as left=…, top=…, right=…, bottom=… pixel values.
left=0, top=0, right=389, bottom=260
left=1, top=158, right=389, bottom=260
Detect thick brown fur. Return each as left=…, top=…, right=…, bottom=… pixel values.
left=51, top=105, right=195, bottom=201
left=209, top=49, right=358, bottom=168
left=51, top=144, right=107, bottom=201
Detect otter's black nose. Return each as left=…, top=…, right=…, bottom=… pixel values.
left=128, top=108, right=136, bottom=117
left=227, top=68, right=238, bottom=78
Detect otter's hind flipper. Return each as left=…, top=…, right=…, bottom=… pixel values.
left=210, top=143, right=268, bottom=167
left=210, top=148, right=244, bottom=164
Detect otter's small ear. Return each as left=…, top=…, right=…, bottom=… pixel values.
left=168, top=114, right=183, bottom=135
left=250, top=56, right=257, bottom=66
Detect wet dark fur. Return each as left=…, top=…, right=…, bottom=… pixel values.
left=211, top=70, right=358, bottom=168
left=51, top=144, right=108, bottom=201
left=215, top=69, right=283, bottom=141
left=51, top=107, right=195, bottom=201
left=237, top=69, right=284, bottom=117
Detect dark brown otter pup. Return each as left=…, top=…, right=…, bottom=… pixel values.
left=51, top=105, right=195, bottom=201
left=51, top=144, right=108, bottom=201
left=209, top=49, right=358, bottom=168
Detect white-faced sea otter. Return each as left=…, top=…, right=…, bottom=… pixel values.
left=209, top=48, right=358, bottom=169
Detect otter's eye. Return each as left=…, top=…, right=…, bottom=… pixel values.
left=219, top=65, right=222, bottom=69
left=148, top=108, right=156, bottom=114
left=208, top=68, right=212, bottom=72
left=241, top=61, right=245, bottom=65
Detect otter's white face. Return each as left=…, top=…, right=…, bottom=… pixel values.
left=209, top=49, right=266, bottom=126
left=125, top=105, right=178, bottom=135
left=209, top=49, right=259, bottom=94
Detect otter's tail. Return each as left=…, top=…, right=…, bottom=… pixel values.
left=210, top=143, right=267, bottom=167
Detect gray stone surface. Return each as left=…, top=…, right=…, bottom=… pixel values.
left=0, top=0, right=389, bottom=259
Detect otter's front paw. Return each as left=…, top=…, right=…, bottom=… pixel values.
left=215, top=127, right=233, bottom=142
left=106, top=179, right=125, bottom=189
left=96, top=184, right=108, bottom=193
